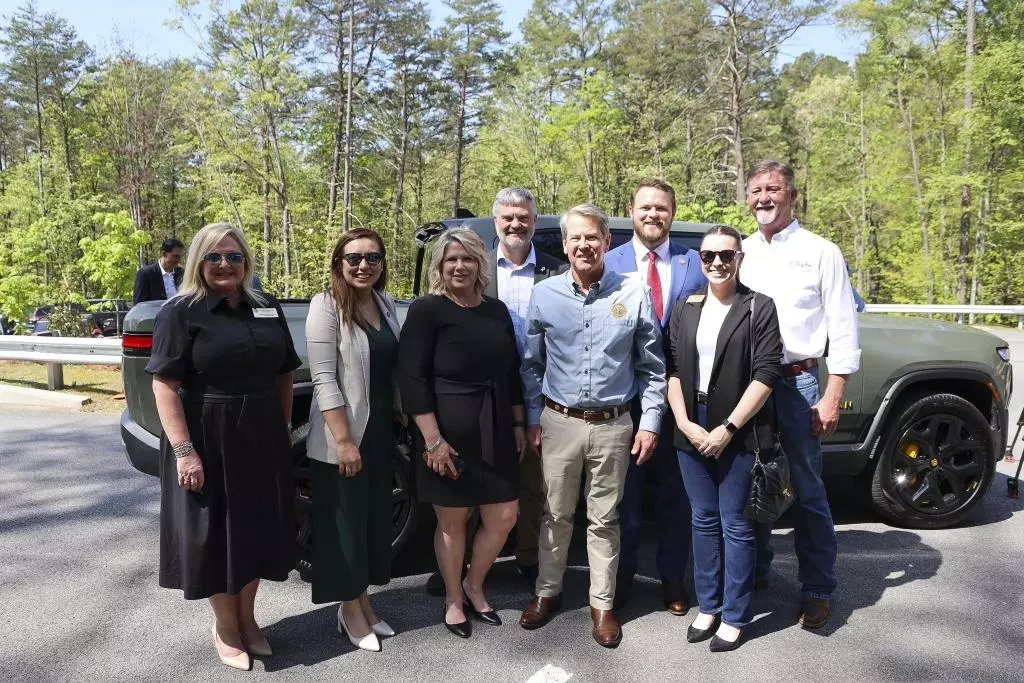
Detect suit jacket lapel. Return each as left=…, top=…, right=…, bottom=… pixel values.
left=710, top=291, right=752, bottom=383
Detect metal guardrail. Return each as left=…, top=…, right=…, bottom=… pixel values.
left=0, top=336, right=121, bottom=390
left=863, top=304, right=1024, bottom=328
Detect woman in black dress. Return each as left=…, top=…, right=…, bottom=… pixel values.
left=399, top=228, right=526, bottom=639
left=147, top=223, right=301, bottom=671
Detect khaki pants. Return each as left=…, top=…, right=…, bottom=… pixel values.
left=515, top=446, right=545, bottom=566
left=535, top=406, right=633, bottom=610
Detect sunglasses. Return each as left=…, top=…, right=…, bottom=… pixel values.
left=699, top=249, right=738, bottom=265
left=341, top=252, right=385, bottom=267
left=203, top=251, right=245, bottom=265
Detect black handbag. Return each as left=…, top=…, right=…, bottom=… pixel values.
left=743, top=293, right=795, bottom=525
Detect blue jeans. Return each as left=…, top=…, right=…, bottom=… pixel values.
left=755, top=368, right=837, bottom=599
left=618, top=422, right=691, bottom=582
left=676, top=404, right=756, bottom=627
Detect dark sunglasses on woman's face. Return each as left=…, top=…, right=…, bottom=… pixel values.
left=699, top=249, right=738, bottom=265
left=341, top=252, right=385, bottom=267
left=203, top=251, right=245, bottom=265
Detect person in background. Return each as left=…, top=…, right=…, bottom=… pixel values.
left=740, top=160, right=861, bottom=630
left=147, top=223, right=301, bottom=670
left=519, top=204, right=665, bottom=648
left=667, top=225, right=783, bottom=652
left=399, top=228, right=526, bottom=639
left=484, top=187, right=565, bottom=587
left=604, top=178, right=706, bottom=616
left=305, top=228, right=402, bottom=652
left=134, top=238, right=184, bottom=305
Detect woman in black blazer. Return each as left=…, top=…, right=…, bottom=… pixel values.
left=666, top=225, right=783, bottom=652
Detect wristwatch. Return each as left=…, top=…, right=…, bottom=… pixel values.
left=721, top=419, right=738, bottom=435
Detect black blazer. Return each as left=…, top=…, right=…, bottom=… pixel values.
left=133, top=262, right=183, bottom=305
left=484, top=247, right=566, bottom=298
left=667, top=283, right=783, bottom=455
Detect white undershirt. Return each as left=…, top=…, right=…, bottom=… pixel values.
left=695, top=297, right=733, bottom=393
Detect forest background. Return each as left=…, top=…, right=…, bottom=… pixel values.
left=0, top=0, right=1021, bottom=328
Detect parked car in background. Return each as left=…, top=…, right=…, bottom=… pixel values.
left=27, top=303, right=96, bottom=335
left=87, top=299, right=130, bottom=337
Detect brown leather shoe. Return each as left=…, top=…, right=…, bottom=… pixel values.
left=519, top=595, right=561, bottom=630
left=590, top=608, right=622, bottom=648
left=661, top=580, right=689, bottom=616
left=798, top=597, right=831, bottom=629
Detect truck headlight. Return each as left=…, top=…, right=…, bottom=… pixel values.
left=997, top=347, right=1010, bottom=362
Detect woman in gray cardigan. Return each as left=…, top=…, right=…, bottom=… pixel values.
left=305, top=229, right=401, bottom=652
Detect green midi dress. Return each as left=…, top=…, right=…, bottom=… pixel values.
left=311, top=321, right=397, bottom=603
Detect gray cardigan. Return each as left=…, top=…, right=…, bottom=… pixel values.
left=305, top=290, right=402, bottom=465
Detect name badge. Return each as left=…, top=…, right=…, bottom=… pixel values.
left=253, top=308, right=279, bottom=318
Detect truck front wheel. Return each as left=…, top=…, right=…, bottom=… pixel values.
left=870, top=393, right=995, bottom=529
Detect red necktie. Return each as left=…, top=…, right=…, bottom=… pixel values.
left=647, top=251, right=664, bottom=320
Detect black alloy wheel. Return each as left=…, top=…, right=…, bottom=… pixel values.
left=871, top=393, right=995, bottom=529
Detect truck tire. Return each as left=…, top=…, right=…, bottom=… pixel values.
left=870, top=393, right=995, bottom=529
left=291, top=422, right=420, bottom=582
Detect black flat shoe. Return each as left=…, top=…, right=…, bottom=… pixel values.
left=464, top=601, right=502, bottom=626
left=709, top=631, right=743, bottom=652
left=443, top=608, right=471, bottom=639
left=686, top=615, right=721, bottom=643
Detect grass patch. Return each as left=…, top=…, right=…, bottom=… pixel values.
left=0, top=360, right=125, bottom=413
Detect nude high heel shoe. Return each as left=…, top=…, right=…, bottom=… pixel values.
left=338, top=606, right=381, bottom=652
left=212, top=625, right=251, bottom=671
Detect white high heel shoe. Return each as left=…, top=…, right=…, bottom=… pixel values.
left=212, top=625, right=251, bottom=671
left=338, top=607, right=381, bottom=652
left=370, top=619, right=396, bottom=638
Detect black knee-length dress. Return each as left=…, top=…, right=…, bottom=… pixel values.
left=146, top=292, right=302, bottom=600
left=398, top=295, right=523, bottom=506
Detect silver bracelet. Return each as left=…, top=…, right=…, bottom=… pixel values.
left=172, top=441, right=194, bottom=459
left=425, top=437, right=443, bottom=453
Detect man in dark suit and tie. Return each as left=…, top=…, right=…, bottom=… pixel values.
left=604, top=179, right=707, bottom=615
left=483, top=187, right=564, bottom=587
left=133, top=238, right=184, bottom=305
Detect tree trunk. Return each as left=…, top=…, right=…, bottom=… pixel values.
left=32, top=58, right=45, bottom=214
left=261, top=127, right=273, bottom=283
left=327, top=0, right=345, bottom=228
left=958, top=0, right=975, bottom=305
left=584, top=129, right=597, bottom=204
left=452, top=75, right=467, bottom=216
left=392, top=68, right=410, bottom=274
left=342, top=0, right=356, bottom=232
left=895, top=78, right=933, bottom=304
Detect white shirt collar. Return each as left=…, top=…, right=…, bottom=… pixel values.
left=160, top=262, right=175, bottom=276
left=751, top=218, right=800, bottom=245
left=497, top=244, right=537, bottom=270
left=632, top=235, right=671, bottom=263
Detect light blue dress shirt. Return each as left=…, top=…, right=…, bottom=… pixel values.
left=496, top=245, right=537, bottom=356
left=522, top=268, right=667, bottom=433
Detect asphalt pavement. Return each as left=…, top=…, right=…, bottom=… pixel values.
left=3, top=386, right=1024, bottom=681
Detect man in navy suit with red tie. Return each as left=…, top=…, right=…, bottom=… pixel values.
left=604, top=179, right=707, bottom=615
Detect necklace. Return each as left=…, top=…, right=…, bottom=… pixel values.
left=447, top=292, right=481, bottom=308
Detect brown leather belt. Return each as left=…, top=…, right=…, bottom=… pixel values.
left=780, top=358, right=818, bottom=377
left=544, top=398, right=630, bottom=423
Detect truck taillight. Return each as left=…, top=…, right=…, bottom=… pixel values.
left=122, top=333, right=153, bottom=355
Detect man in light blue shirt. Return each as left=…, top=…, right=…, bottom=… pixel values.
left=518, top=203, right=666, bottom=648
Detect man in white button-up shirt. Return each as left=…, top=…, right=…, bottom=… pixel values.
left=740, top=160, right=861, bottom=631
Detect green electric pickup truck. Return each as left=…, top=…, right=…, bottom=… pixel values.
left=120, top=216, right=1013, bottom=565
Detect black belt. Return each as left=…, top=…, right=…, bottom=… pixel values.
left=544, top=398, right=630, bottom=423
left=779, top=358, right=818, bottom=377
